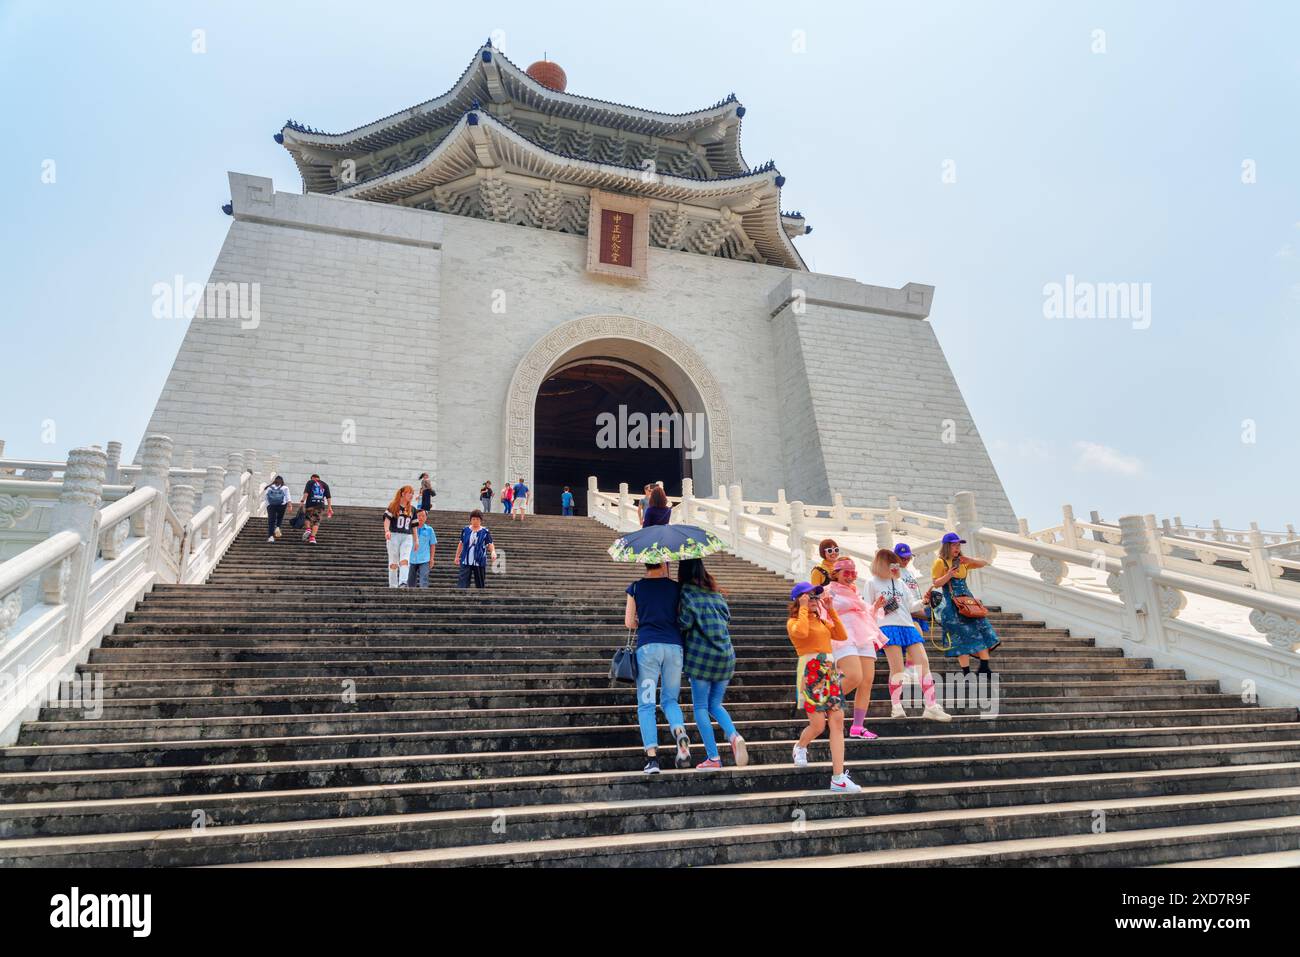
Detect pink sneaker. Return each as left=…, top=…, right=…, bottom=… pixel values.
left=695, top=757, right=722, bottom=770
left=849, top=726, right=878, bottom=740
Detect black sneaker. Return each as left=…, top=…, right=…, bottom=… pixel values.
left=642, top=756, right=660, bottom=775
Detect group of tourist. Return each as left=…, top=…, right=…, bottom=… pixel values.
left=478, top=478, right=576, bottom=516
left=262, top=473, right=332, bottom=544
left=383, top=485, right=497, bottom=589
left=624, top=514, right=1000, bottom=791
left=269, top=471, right=1001, bottom=790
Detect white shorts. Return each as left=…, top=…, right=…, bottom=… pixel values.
left=512, top=501, right=527, bottom=513
left=832, top=640, right=877, bottom=663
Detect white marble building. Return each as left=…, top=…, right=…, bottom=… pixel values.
left=141, top=43, right=1016, bottom=525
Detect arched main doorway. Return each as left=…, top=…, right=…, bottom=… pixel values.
left=502, top=316, right=735, bottom=516
left=534, top=360, right=690, bottom=515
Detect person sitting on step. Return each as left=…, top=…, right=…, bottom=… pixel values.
left=867, top=549, right=951, bottom=722
left=383, top=486, right=417, bottom=588
left=787, top=582, right=860, bottom=792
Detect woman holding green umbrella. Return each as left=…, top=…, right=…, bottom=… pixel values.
left=613, top=524, right=728, bottom=774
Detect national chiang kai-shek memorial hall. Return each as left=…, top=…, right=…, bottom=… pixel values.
left=139, top=41, right=1018, bottom=526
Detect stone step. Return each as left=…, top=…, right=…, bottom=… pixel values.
left=19, top=706, right=1287, bottom=747
left=714, top=815, right=1300, bottom=869
left=71, top=672, right=1202, bottom=701
left=4, top=738, right=1295, bottom=804
left=35, top=684, right=1233, bottom=724
left=4, top=720, right=1295, bottom=774
left=191, top=793, right=1300, bottom=869
left=6, top=771, right=1300, bottom=866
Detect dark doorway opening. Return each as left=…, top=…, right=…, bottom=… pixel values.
left=533, top=360, right=689, bottom=516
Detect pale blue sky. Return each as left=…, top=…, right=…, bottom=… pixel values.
left=1, top=0, right=1296, bottom=531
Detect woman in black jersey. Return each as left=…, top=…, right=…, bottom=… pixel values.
left=384, top=485, right=417, bottom=588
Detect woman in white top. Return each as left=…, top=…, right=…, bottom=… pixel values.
left=867, top=549, right=950, bottom=722
left=383, top=485, right=417, bottom=588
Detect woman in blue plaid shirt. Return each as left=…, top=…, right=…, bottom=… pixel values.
left=677, top=559, right=749, bottom=770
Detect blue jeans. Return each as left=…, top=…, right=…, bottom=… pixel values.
left=689, top=678, right=739, bottom=760
left=635, top=643, right=685, bottom=750
left=562, top=505, right=574, bottom=515
left=408, top=562, right=429, bottom=587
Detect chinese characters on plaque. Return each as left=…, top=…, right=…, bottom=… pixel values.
left=586, top=190, right=649, bottom=280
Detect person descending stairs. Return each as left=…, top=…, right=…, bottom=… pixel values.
left=0, top=506, right=1298, bottom=867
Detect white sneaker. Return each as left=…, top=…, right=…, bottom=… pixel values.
left=830, top=772, right=861, bottom=793
left=267, top=537, right=275, bottom=543
left=729, top=734, right=749, bottom=768
left=273, top=526, right=282, bottom=539
left=792, top=745, right=809, bottom=767
left=890, top=703, right=907, bottom=719
left=922, top=704, right=952, bottom=722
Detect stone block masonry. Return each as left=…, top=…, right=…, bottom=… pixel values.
left=140, top=171, right=1016, bottom=524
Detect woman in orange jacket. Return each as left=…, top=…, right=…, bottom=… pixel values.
left=787, top=582, right=861, bottom=793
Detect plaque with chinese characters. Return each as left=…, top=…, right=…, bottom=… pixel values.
left=586, top=190, right=649, bottom=280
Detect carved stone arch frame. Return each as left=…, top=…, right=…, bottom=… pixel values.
left=503, top=315, right=735, bottom=494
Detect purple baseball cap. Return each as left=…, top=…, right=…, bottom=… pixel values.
left=790, top=582, right=824, bottom=601
left=941, top=532, right=966, bottom=544
left=893, top=543, right=913, bottom=559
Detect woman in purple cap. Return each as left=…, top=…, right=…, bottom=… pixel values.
left=894, top=543, right=934, bottom=636
left=932, top=533, right=1000, bottom=677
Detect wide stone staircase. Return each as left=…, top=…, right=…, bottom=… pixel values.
left=1, top=506, right=1299, bottom=867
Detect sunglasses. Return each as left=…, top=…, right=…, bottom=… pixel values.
left=824, top=547, right=840, bottom=554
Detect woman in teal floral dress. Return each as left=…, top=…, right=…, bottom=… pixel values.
left=931, top=532, right=1000, bottom=677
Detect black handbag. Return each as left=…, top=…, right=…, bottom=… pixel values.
left=290, top=507, right=307, bottom=529
left=609, top=630, right=638, bottom=687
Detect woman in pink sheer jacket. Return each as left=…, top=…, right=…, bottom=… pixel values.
left=827, top=557, right=888, bottom=739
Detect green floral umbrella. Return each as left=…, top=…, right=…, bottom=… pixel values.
left=608, top=524, right=727, bottom=563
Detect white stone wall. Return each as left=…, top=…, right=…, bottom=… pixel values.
left=139, top=172, right=1017, bottom=525
left=773, top=299, right=1018, bottom=530
left=139, top=174, right=443, bottom=506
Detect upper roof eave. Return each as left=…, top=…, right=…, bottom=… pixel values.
left=279, top=43, right=746, bottom=157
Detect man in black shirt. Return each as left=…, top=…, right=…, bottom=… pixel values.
left=299, top=474, right=333, bottom=544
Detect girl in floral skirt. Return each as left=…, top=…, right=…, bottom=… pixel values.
left=787, top=582, right=860, bottom=793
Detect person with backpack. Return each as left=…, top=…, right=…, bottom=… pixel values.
left=500, top=480, right=513, bottom=515
left=383, top=485, right=417, bottom=588
left=407, top=510, right=437, bottom=588
left=298, top=474, right=333, bottom=544
left=264, top=476, right=291, bottom=543
left=625, top=561, right=691, bottom=774
left=677, top=558, right=748, bottom=770
left=479, top=480, right=494, bottom=514
left=417, top=473, right=436, bottom=513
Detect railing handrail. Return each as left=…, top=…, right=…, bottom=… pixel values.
left=0, top=529, right=79, bottom=596
left=96, top=486, right=157, bottom=530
